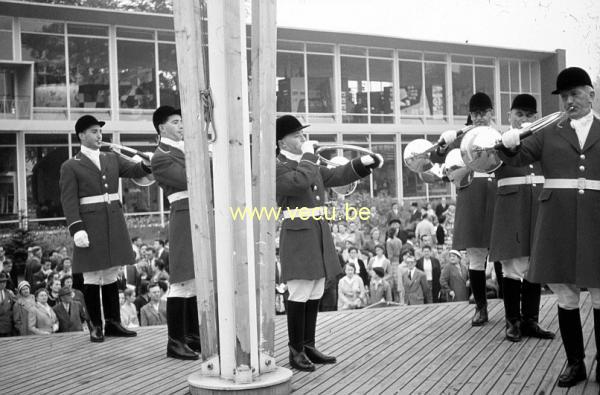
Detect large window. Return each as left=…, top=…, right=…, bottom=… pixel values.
left=0, top=16, right=12, bottom=61
left=369, top=57, right=394, bottom=123
left=0, top=133, right=17, bottom=224
left=451, top=64, right=472, bottom=116
left=158, top=43, right=179, bottom=108
left=117, top=40, right=156, bottom=110
left=21, top=19, right=67, bottom=109
left=340, top=47, right=368, bottom=123
left=68, top=36, right=110, bottom=109
left=276, top=51, right=305, bottom=113
left=399, top=55, right=424, bottom=121
left=25, top=134, right=69, bottom=221
left=306, top=53, right=334, bottom=121
left=424, top=62, right=447, bottom=122
left=499, top=59, right=541, bottom=125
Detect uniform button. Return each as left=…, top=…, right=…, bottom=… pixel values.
left=530, top=173, right=535, bottom=176
left=580, top=154, right=586, bottom=160
left=313, top=185, right=318, bottom=191
left=579, top=166, right=585, bottom=172
left=104, top=183, right=108, bottom=188
left=102, top=175, right=106, bottom=179
left=529, top=164, right=534, bottom=169
left=578, top=189, right=585, bottom=195
left=315, top=196, right=320, bottom=201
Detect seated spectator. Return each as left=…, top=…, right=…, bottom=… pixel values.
left=401, top=255, right=430, bottom=305
left=120, top=288, right=139, bottom=329
left=440, top=250, right=469, bottom=302
left=140, top=283, right=166, bottom=326
left=134, top=281, right=151, bottom=322
left=337, top=264, right=366, bottom=310
left=53, top=286, right=88, bottom=333
left=367, top=267, right=392, bottom=306
left=347, top=222, right=365, bottom=250
left=32, top=260, right=53, bottom=292
left=346, top=247, right=369, bottom=290
left=13, top=281, right=35, bottom=336
left=46, top=278, right=62, bottom=307
left=61, top=275, right=86, bottom=315
left=152, top=260, right=170, bottom=284
left=0, top=272, right=15, bottom=337
left=157, top=280, right=169, bottom=319
left=28, top=288, right=59, bottom=335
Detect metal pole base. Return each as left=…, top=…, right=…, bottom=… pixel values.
left=188, top=367, right=292, bottom=395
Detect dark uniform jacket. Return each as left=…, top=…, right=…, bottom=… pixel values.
left=151, top=142, right=194, bottom=283
left=489, top=162, right=543, bottom=261
left=498, top=116, right=600, bottom=287
left=276, top=152, right=370, bottom=282
left=431, top=138, right=496, bottom=249
left=59, top=151, right=150, bottom=273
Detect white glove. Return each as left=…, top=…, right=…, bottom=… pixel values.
left=132, top=153, right=152, bottom=166
left=501, top=128, right=521, bottom=149
left=520, top=122, right=533, bottom=129
left=439, top=130, right=458, bottom=146
left=74, top=230, right=90, bottom=248
left=301, top=140, right=317, bottom=154
left=360, top=154, right=384, bottom=169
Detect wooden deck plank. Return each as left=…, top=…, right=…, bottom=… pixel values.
left=406, top=300, right=507, bottom=394
left=4, top=294, right=600, bottom=395
left=466, top=296, right=556, bottom=394
left=281, top=307, right=421, bottom=393
left=349, top=301, right=471, bottom=394
left=316, top=304, right=455, bottom=395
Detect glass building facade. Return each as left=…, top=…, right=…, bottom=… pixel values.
left=0, top=3, right=564, bottom=231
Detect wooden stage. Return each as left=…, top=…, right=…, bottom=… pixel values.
left=2, top=293, right=599, bottom=394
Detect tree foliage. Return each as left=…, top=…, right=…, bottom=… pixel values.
left=24, top=0, right=173, bottom=14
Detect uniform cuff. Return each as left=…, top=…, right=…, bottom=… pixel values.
left=351, top=158, right=371, bottom=178
left=68, top=221, right=86, bottom=237
left=301, top=153, right=318, bottom=163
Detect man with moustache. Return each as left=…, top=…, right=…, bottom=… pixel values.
left=500, top=67, right=599, bottom=387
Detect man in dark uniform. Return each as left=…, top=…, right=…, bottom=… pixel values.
left=276, top=114, right=383, bottom=371
left=501, top=67, right=599, bottom=387
left=59, top=115, right=151, bottom=342
left=490, top=94, right=554, bottom=342
left=150, top=106, right=200, bottom=360
left=434, top=92, right=497, bottom=326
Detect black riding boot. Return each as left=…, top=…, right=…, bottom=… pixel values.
left=166, top=297, right=199, bottom=360
left=304, top=299, right=336, bottom=364
left=503, top=277, right=522, bottom=342
left=556, top=307, right=586, bottom=387
left=469, top=270, right=488, bottom=326
left=494, top=262, right=504, bottom=298
left=286, top=301, right=314, bottom=371
left=185, top=296, right=201, bottom=353
left=102, top=282, right=136, bottom=337
left=83, top=284, right=104, bottom=342
left=521, top=280, right=554, bottom=339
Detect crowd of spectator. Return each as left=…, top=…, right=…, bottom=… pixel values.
left=0, top=197, right=501, bottom=337
left=275, top=197, right=500, bottom=313
left=0, top=238, right=172, bottom=338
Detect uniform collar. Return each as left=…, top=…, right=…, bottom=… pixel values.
left=161, top=137, right=185, bottom=152
left=80, top=144, right=100, bottom=159
left=280, top=149, right=302, bottom=162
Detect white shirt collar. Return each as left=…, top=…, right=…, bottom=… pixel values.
left=80, top=145, right=101, bottom=169
left=161, top=137, right=185, bottom=152
left=571, top=110, right=594, bottom=129
left=280, top=149, right=302, bottom=162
